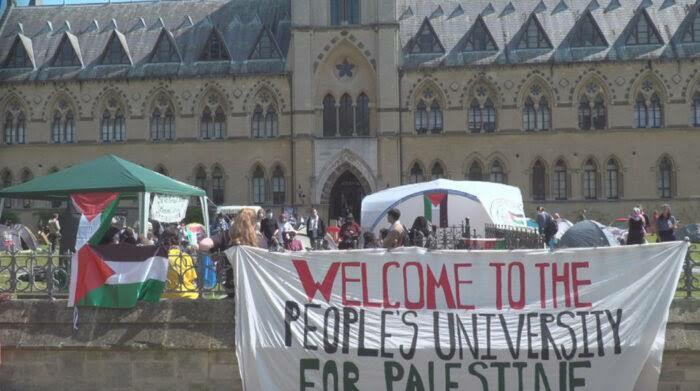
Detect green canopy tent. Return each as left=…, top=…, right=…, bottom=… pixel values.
left=0, top=155, right=210, bottom=238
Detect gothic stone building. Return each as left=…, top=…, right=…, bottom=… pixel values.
left=1, top=0, right=700, bottom=226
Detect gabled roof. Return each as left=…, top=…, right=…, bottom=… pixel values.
left=514, top=13, right=553, bottom=49
left=3, top=34, right=35, bottom=69
left=199, top=27, right=231, bottom=61
left=100, top=30, right=132, bottom=65
left=460, top=15, right=498, bottom=52
left=568, top=10, right=608, bottom=48
left=149, top=28, right=182, bottom=63
left=624, top=7, right=663, bottom=45
left=51, top=32, right=83, bottom=67
left=248, top=26, right=283, bottom=60
left=408, top=17, right=445, bottom=54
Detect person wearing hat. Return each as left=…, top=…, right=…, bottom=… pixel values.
left=339, top=214, right=361, bottom=250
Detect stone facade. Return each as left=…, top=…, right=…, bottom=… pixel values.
left=1, top=0, right=700, bottom=226
left=0, top=299, right=699, bottom=390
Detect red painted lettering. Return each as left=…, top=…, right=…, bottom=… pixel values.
left=292, top=259, right=340, bottom=302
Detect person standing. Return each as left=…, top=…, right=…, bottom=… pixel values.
left=339, top=214, right=361, bottom=250
left=536, top=206, right=557, bottom=248
left=47, top=213, right=61, bottom=253
left=277, top=213, right=295, bottom=249
left=656, top=204, right=678, bottom=242
left=627, top=207, right=647, bottom=245
left=306, top=208, right=326, bottom=250
left=260, top=209, right=277, bottom=247
left=383, top=208, right=406, bottom=249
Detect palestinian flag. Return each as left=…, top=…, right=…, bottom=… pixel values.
left=71, top=192, right=121, bottom=250
left=69, top=244, right=169, bottom=308
left=424, top=192, right=448, bottom=228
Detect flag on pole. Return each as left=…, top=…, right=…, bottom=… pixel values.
left=423, top=192, right=448, bottom=228
left=68, top=192, right=169, bottom=308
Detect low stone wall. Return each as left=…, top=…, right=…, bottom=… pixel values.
left=1, top=299, right=699, bottom=390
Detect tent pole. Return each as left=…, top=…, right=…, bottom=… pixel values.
left=201, top=196, right=210, bottom=237
left=139, top=192, right=150, bottom=240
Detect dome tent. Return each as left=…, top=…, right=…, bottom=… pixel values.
left=558, top=220, right=619, bottom=249
left=360, top=179, right=527, bottom=236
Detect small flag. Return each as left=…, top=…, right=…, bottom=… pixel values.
left=424, top=193, right=448, bottom=228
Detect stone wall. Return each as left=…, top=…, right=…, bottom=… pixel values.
left=1, top=299, right=699, bottom=390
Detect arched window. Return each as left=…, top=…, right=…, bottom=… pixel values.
left=532, top=160, right=546, bottom=200
left=583, top=159, right=598, bottom=200
left=339, top=93, right=354, bottom=136
left=252, top=165, right=266, bottom=204
left=415, top=100, right=428, bottom=134
left=538, top=98, right=551, bottom=131
left=211, top=166, right=224, bottom=205
left=553, top=160, right=568, bottom=200
left=252, top=105, right=263, bottom=138
left=408, top=163, right=424, bottom=184
left=330, top=0, right=360, bottom=25
left=150, top=94, right=175, bottom=141
left=271, top=166, right=286, bottom=205
left=468, top=99, right=482, bottom=132
left=429, top=101, right=443, bottom=134
left=658, top=157, right=673, bottom=199
left=1, top=170, right=12, bottom=208
left=606, top=159, right=620, bottom=199
left=3, top=101, right=26, bottom=145
left=483, top=99, right=496, bottom=132
left=467, top=161, right=483, bottom=181
left=356, top=93, right=370, bottom=136
left=100, top=98, right=126, bottom=143
left=431, top=162, right=445, bottom=180
left=490, top=160, right=505, bottom=184
left=21, top=169, right=33, bottom=208
left=264, top=106, right=278, bottom=138
left=635, top=95, right=648, bottom=128
left=323, top=94, right=337, bottom=137
left=200, top=94, right=225, bottom=139
left=693, top=92, right=700, bottom=127
left=523, top=97, right=536, bottom=131
left=578, top=96, right=592, bottom=130
left=194, top=166, right=207, bottom=197
left=592, top=96, right=606, bottom=129
left=650, top=94, right=662, bottom=128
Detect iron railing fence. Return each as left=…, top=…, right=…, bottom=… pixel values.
left=484, top=223, right=544, bottom=249
left=1, top=242, right=698, bottom=298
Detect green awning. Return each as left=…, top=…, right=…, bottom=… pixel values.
left=0, top=155, right=206, bottom=200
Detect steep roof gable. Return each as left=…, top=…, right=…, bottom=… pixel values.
left=461, top=15, right=498, bottom=52
left=625, top=8, right=663, bottom=45
left=409, top=18, right=445, bottom=54
left=100, top=30, right=131, bottom=65
left=249, top=26, right=282, bottom=60
left=681, top=6, right=700, bottom=43
left=199, top=27, right=230, bottom=61
left=515, top=14, right=552, bottom=49
left=3, top=34, right=34, bottom=69
left=51, top=32, right=82, bottom=67
left=149, top=29, right=182, bottom=63
left=569, top=11, right=608, bottom=48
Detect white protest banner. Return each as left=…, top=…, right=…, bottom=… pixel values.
left=149, top=194, right=188, bottom=223
left=231, top=242, right=688, bottom=391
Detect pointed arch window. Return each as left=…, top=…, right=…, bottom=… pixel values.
left=21, top=169, right=33, bottom=208
left=538, top=98, right=551, bottom=131
left=252, top=105, right=264, bottom=138
left=408, top=163, right=424, bottom=184
left=650, top=94, right=663, bottom=128
left=483, top=99, right=496, bottom=132
left=330, top=0, right=360, bottom=26
left=490, top=160, right=505, bottom=184
left=468, top=99, right=482, bottom=132
left=592, top=96, right=606, bottom=129
left=211, top=166, right=225, bottom=205
left=523, top=98, right=537, bottom=131
left=553, top=160, right=568, bottom=201
left=271, top=166, right=286, bottom=205
left=635, top=95, right=648, bottom=128
left=693, top=92, right=700, bottom=127
left=583, top=159, right=598, bottom=200
left=323, top=94, right=337, bottom=137
left=415, top=100, right=428, bottom=134
left=606, top=159, right=620, bottom=199
left=429, top=101, right=443, bottom=134
left=252, top=166, right=266, bottom=204
left=264, top=106, right=278, bottom=138
left=4, top=107, right=26, bottom=145
left=578, top=96, right=592, bottom=130
left=431, top=162, right=445, bottom=180
left=1, top=171, right=12, bottom=208
left=150, top=94, right=175, bottom=141
left=338, top=94, right=354, bottom=136
left=415, top=92, right=443, bottom=134
left=51, top=109, right=74, bottom=144
left=200, top=95, right=225, bottom=140
left=658, top=157, right=673, bottom=199
left=467, top=161, right=483, bottom=181
left=532, top=160, right=546, bottom=201
left=100, top=99, right=126, bottom=143
left=356, top=93, right=370, bottom=136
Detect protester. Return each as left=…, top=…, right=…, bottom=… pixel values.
left=231, top=208, right=266, bottom=248
left=327, top=220, right=341, bottom=243
left=306, top=208, right=326, bottom=250
left=536, top=206, right=557, bottom=248
left=260, top=209, right=277, bottom=247
left=215, top=213, right=230, bottom=234
left=627, top=207, right=646, bottom=245
left=363, top=231, right=379, bottom=249
left=47, top=213, right=61, bottom=253
left=656, top=204, right=678, bottom=242
left=338, top=214, right=360, bottom=250
left=276, top=213, right=295, bottom=249
left=160, top=226, right=198, bottom=300
left=639, top=206, right=651, bottom=233
left=409, top=216, right=435, bottom=248
left=383, top=208, right=406, bottom=249
left=119, top=227, right=138, bottom=245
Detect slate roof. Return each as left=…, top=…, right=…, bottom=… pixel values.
left=0, top=0, right=290, bottom=81
left=398, top=0, right=700, bottom=68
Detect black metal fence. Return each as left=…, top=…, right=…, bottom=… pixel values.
left=1, top=243, right=698, bottom=299
left=484, top=223, right=543, bottom=249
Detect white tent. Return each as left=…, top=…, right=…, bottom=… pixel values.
left=361, top=179, right=527, bottom=236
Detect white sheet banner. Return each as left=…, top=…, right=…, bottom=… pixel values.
left=149, top=194, right=188, bottom=223
left=231, top=242, right=688, bottom=391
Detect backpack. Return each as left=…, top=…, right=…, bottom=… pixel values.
left=545, top=217, right=559, bottom=236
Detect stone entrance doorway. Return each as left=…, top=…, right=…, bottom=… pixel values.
left=328, top=171, right=366, bottom=223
